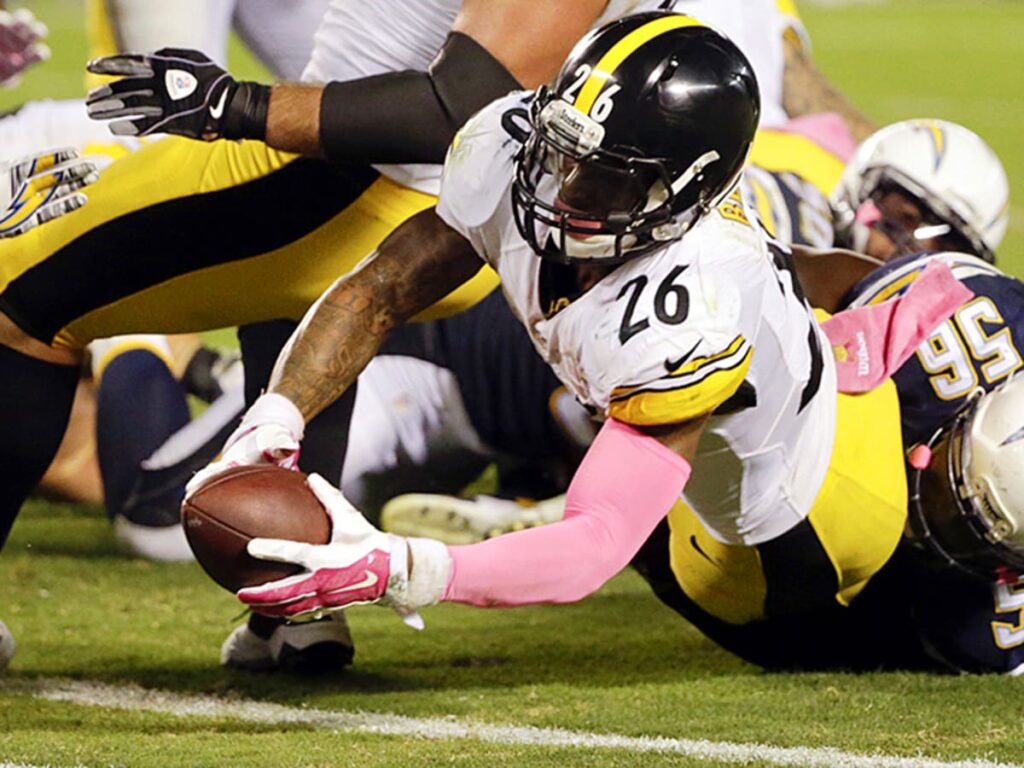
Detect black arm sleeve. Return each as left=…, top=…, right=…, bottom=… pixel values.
left=318, top=32, right=522, bottom=166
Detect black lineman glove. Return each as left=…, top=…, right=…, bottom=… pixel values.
left=85, top=48, right=270, bottom=141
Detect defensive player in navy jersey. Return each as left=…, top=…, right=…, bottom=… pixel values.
left=699, top=119, right=1022, bottom=673
left=659, top=249, right=1024, bottom=675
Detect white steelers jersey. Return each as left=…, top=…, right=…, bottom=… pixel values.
left=437, top=93, right=838, bottom=546
left=303, top=0, right=806, bottom=195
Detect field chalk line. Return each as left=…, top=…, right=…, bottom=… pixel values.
left=1, top=678, right=1020, bottom=768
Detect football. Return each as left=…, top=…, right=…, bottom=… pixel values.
left=181, top=465, right=331, bottom=593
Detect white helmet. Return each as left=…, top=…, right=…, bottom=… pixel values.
left=910, top=375, right=1024, bottom=579
left=832, top=119, right=1010, bottom=262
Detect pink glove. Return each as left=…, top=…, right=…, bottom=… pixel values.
left=185, top=393, right=303, bottom=497
left=0, top=9, right=49, bottom=87
left=822, top=260, right=974, bottom=393
left=238, top=474, right=428, bottom=628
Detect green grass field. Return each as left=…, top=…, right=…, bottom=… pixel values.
left=3, top=2, right=1024, bottom=767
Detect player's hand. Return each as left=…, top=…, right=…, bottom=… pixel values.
left=85, top=48, right=269, bottom=140
left=0, top=148, right=98, bottom=238
left=185, top=393, right=303, bottom=497
left=238, top=474, right=424, bottom=629
left=0, top=8, right=49, bottom=88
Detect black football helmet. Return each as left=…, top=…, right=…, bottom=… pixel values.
left=511, top=12, right=760, bottom=264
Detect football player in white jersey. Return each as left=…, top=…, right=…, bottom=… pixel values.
left=382, top=116, right=1010, bottom=543
left=194, top=14, right=918, bottom=644
left=0, top=0, right=869, bottom=671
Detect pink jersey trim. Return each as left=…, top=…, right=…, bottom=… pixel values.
left=443, top=419, right=691, bottom=607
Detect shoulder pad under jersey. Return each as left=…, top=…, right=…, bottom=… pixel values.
left=439, top=91, right=533, bottom=232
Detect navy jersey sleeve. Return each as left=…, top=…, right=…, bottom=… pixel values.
left=843, top=252, right=1024, bottom=445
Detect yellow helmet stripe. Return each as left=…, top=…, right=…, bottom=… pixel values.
left=574, top=15, right=706, bottom=116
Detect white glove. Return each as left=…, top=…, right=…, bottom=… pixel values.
left=0, top=8, right=49, bottom=88
left=185, top=392, right=304, bottom=497
left=0, top=147, right=98, bottom=238
left=237, top=474, right=451, bottom=628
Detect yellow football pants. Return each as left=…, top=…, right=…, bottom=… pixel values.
left=0, top=137, right=498, bottom=350
left=667, top=379, right=908, bottom=624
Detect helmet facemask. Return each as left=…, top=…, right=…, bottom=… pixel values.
left=834, top=168, right=992, bottom=264
left=512, top=91, right=720, bottom=264
left=908, top=388, right=1024, bottom=582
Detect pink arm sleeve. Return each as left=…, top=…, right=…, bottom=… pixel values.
left=442, top=418, right=692, bottom=607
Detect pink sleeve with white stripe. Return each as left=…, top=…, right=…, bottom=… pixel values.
left=442, top=418, right=692, bottom=608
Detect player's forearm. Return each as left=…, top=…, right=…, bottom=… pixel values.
left=268, top=209, right=483, bottom=422
left=264, top=83, right=323, bottom=156
left=264, top=32, right=521, bottom=163
left=439, top=419, right=693, bottom=607
left=782, top=37, right=877, bottom=143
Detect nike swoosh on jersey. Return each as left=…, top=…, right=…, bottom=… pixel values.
left=689, top=534, right=715, bottom=564
left=664, top=341, right=702, bottom=374
left=209, top=88, right=229, bottom=119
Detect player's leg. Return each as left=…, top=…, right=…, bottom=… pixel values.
left=632, top=518, right=932, bottom=671
left=0, top=137, right=380, bottom=350
left=93, top=336, right=243, bottom=560
left=92, top=336, right=192, bottom=553
left=0, top=343, right=80, bottom=549
left=660, top=380, right=907, bottom=626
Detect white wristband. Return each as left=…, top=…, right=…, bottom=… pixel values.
left=239, top=392, right=305, bottom=440
left=395, top=536, right=452, bottom=612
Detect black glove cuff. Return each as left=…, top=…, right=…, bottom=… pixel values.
left=221, top=82, right=271, bottom=141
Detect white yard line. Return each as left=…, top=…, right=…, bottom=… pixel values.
left=0, top=678, right=1017, bottom=768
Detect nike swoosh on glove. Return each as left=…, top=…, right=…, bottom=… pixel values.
left=238, top=474, right=427, bottom=628
left=186, top=393, right=303, bottom=497
left=86, top=47, right=269, bottom=141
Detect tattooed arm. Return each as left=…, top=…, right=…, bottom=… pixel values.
left=268, top=208, right=484, bottom=422
left=782, top=34, right=877, bottom=143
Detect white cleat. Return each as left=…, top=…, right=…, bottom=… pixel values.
left=221, top=613, right=354, bottom=673
left=113, top=514, right=195, bottom=562
left=0, top=620, right=16, bottom=672
left=380, top=493, right=566, bottom=545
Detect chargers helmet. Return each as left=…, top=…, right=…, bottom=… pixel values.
left=832, top=119, right=1010, bottom=263
left=909, top=374, right=1024, bottom=579
left=511, top=12, right=760, bottom=264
